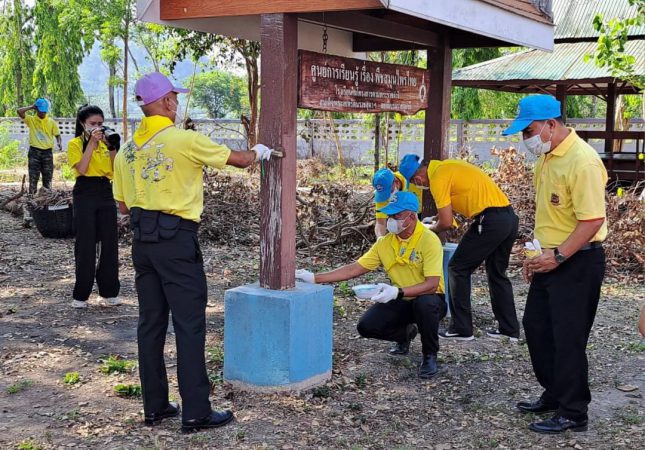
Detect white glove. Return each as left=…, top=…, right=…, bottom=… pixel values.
left=252, top=144, right=272, bottom=161
left=370, top=283, right=399, bottom=303
left=421, top=216, right=436, bottom=225
left=295, top=269, right=315, bottom=284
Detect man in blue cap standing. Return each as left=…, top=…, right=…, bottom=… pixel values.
left=502, top=94, right=607, bottom=434
left=17, top=98, right=62, bottom=194
left=296, top=192, right=447, bottom=378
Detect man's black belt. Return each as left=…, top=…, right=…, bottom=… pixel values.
left=579, top=241, right=603, bottom=251
left=130, top=207, right=198, bottom=242
left=474, top=205, right=513, bottom=220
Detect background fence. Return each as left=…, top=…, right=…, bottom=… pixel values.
left=2, top=117, right=644, bottom=164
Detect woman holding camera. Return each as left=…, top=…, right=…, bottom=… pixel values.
left=67, top=105, right=120, bottom=308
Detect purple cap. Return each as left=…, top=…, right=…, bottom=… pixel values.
left=134, top=72, right=189, bottom=106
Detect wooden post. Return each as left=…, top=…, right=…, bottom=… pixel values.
left=259, top=14, right=297, bottom=290
left=556, top=84, right=567, bottom=121
left=423, top=39, right=452, bottom=216
left=605, top=82, right=616, bottom=177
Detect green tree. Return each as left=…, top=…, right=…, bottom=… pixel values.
left=0, top=0, right=35, bottom=115
left=192, top=71, right=247, bottom=119
left=31, top=0, right=96, bottom=116
left=587, top=0, right=645, bottom=90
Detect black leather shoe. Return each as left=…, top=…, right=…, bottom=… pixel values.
left=516, top=398, right=558, bottom=414
left=528, top=415, right=588, bottom=434
left=389, top=324, right=418, bottom=355
left=418, top=354, right=438, bottom=379
left=144, top=402, right=180, bottom=426
left=181, top=410, right=235, bottom=433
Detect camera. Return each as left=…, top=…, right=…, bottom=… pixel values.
left=100, top=126, right=121, bottom=151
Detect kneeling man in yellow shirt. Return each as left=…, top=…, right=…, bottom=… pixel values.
left=296, top=192, right=447, bottom=379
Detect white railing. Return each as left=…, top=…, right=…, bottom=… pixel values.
left=2, top=117, right=643, bottom=163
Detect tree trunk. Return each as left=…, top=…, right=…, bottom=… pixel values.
left=122, top=13, right=130, bottom=141
left=108, top=62, right=117, bottom=118
left=373, top=113, right=381, bottom=173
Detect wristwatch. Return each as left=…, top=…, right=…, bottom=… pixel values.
left=554, top=248, right=567, bottom=264
left=396, top=288, right=405, bottom=301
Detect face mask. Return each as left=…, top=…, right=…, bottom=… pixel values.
left=387, top=216, right=408, bottom=234
left=523, top=122, right=552, bottom=156
left=389, top=188, right=399, bottom=202
left=169, top=100, right=184, bottom=127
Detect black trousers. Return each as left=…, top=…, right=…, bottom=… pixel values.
left=448, top=206, right=520, bottom=337
left=357, top=294, right=448, bottom=356
left=72, top=177, right=120, bottom=301
left=523, top=247, right=605, bottom=421
left=132, top=229, right=211, bottom=420
left=28, top=146, right=53, bottom=194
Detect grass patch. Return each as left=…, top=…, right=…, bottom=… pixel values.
left=99, top=355, right=136, bottom=374
left=17, top=440, right=42, bottom=450
left=312, top=385, right=332, bottom=398
left=354, top=373, right=368, bottom=389
left=206, top=346, right=224, bottom=364
left=63, top=371, right=80, bottom=385
left=114, top=384, right=142, bottom=398
left=6, top=379, right=33, bottom=394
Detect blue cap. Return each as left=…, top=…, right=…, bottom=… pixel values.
left=399, top=153, right=422, bottom=181
left=372, top=168, right=396, bottom=203
left=502, top=95, right=561, bottom=136
left=34, top=98, right=49, bottom=113
left=378, top=191, right=419, bottom=216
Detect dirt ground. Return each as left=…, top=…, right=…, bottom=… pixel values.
left=0, top=206, right=643, bottom=450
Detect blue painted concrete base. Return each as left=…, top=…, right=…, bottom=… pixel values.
left=443, top=243, right=458, bottom=317
left=224, top=282, right=334, bottom=392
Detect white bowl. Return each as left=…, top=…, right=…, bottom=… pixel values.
left=352, top=284, right=382, bottom=299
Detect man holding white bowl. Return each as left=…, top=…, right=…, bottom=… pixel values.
left=295, top=192, right=447, bottom=378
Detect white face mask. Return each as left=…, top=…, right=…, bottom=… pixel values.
left=169, top=100, right=184, bottom=127
left=389, top=188, right=399, bottom=202
left=386, top=216, right=408, bottom=234
left=523, top=122, right=552, bottom=156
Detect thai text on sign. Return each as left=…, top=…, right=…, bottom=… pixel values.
left=298, top=50, right=429, bottom=115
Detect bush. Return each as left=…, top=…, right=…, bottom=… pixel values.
left=0, top=123, right=24, bottom=169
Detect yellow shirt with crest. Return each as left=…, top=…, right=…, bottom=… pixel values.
left=533, top=129, right=608, bottom=248
left=375, top=171, right=423, bottom=219
left=357, top=221, right=444, bottom=295
left=67, top=137, right=114, bottom=179
left=112, top=116, right=232, bottom=222
left=23, top=114, right=60, bottom=150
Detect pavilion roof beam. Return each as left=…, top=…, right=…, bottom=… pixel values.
left=299, top=11, right=440, bottom=48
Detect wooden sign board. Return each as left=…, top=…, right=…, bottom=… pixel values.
left=298, top=50, right=429, bottom=115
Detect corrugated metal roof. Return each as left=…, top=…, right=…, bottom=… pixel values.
left=554, top=0, right=645, bottom=40
left=453, top=40, right=645, bottom=82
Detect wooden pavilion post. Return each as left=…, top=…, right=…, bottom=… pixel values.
left=605, top=81, right=617, bottom=177
left=259, top=13, right=298, bottom=290
left=556, top=84, right=567, bottom=121
left=422, top=38, right=452, bottom=216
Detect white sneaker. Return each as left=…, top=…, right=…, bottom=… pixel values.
left=101, top=297, right=121, bottom=306
left=71, top=300, right=88, bottom=309
left=486, top=329, right=519, bottom=343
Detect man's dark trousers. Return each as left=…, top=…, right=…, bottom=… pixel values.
left=523, top=247, right=605, bottom=420
left=132, top=228, right=211, bottom=421
left=27, top=146, right=53, bottom=194
left=357, top=294, right=448, bottom=355
left=448, top=206, right=520, bottom=337
left=72, top=176, right=120, bottom=301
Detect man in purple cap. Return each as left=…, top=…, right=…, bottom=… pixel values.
left=113, top=72, right=273, bottom=432
left=502, top=94, right=607, bottom=434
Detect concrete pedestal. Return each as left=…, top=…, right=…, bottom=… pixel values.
left=443, top=243, right=458, bottom=316
left=223, top=282, right=333, bottom=392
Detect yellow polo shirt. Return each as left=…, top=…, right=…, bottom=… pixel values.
left=23, top=114, right=60, bottom=150
left=375, top=171, right=423, bottom=219
left=428, top=159, right=509, bottom=218
left=112, top=115, right=232, bottom=222
left=358, top=221, right=445, bottom=295
left=533, top=129, right=608, bottom=248
left=67, top=137, right=114, bottom=179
